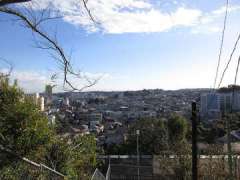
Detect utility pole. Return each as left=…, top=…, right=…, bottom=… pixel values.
left=226, top=114, right=233, bottom=179
left=192, top=101, right=198, bottom=180
left=136, top=129, right=140, bottom=180
left=227, top=85, right=236, bottom=180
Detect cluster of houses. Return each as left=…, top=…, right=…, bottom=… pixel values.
left=26, top=85, right=240, bottom=152
left=26, top=87, right=207, bottom=148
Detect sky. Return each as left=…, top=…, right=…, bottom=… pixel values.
left=1, top=0, right=240, bottom=93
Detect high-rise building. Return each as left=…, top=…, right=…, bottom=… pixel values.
left=200, top=93, right=221, bottom=120
left=45, top=85, right=53, bottom=97
left=218, top=85, right=240, bottom=113
left=45, top=85, right=53, bottom=105
left=35, top=93, right=39, bottom=104
left=40, top=96, right=45, bottom=112
left=200, top=86, right=240, bottom=120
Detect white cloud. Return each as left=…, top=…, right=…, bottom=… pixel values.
left=212, top=5, right=240, bottom=15
left=98, top=7, right=201, bottom=34
left=10, top=70, right=50, bottom=93
left=201, top=5, right=240, bottom=24
left=192, top=4, right=240, bottom=34
left=20, top=1, right=240, bottom=34
left=23, top=0, right=202, bottom=34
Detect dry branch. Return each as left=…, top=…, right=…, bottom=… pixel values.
left=0, top=0, right=30, bottom=6
left=0, top=1, right=99, bottom=91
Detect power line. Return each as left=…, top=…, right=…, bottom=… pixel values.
left=211, top=2, right=238, bottom=177
left=234, top=55, right=240, bottom=85
left=213, top=0, right=229, bottom=89
left=225, top=56, right=240, bottom=180
left=217, top=33, right=240, bottom=88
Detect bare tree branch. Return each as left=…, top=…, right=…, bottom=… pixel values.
left=0, top=1, right=99, bottom=91
left=0, top=0, right=30, bottom=6
left=82, top=0, right=96, bottom=23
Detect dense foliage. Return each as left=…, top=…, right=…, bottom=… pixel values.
left=0, top=78, right=97, bottom=179
left=106, top=114, right=190, bottom=155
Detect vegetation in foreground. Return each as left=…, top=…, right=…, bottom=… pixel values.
left=0, top=77, right=97, bottom=179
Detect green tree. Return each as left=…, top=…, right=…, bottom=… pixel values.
left=112, top=118, right=168, bottom=155
left=167, top=114, right=188, bottom=144
left=0, top=78, right=53, bottom=165
left=0, top=78, right=98, bottom=179
left=69, top=134, right=98, bottom=179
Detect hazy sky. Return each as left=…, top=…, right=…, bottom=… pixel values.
left=1, top=0, right=240, bottom=93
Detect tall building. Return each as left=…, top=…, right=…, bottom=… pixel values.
left=35, top=93, right=40, bottom=104
left=40, top=96, right=45, bottom=112
left=200, top=93, right=221, bottom=121
left=45, top=85, right=53, bottom=97
left=45, top=85, right=53, bottom=105
left=218, top=85, right=240, bottom=113
left=200, top=85, right=240, bottom=120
